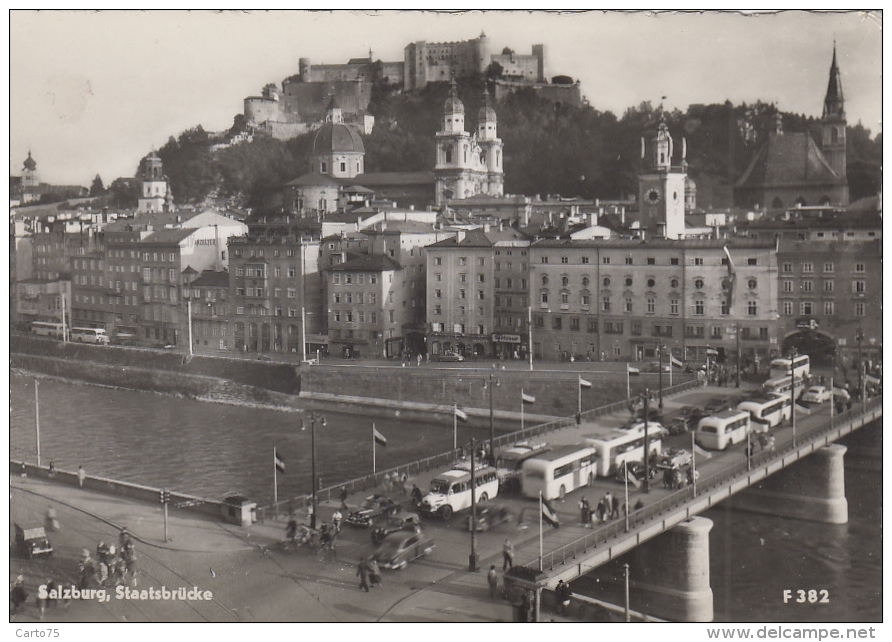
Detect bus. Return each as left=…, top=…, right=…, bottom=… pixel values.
left=763, top=375, right=807, bottom=397
left=31, top=321, right=65, bottom=339
left=70, top=327, right=110, bottom=344
left=494, top=442, right=551, bottom=492
left=770, top=355, right=810, bottom=380
left=521, top=445, right=597, bottom=501
left=584, top=426, right=664, bottom=477
left=695, top=410, right=752, bottom=450
left=419, top=465, right=499, bottom=520
left=737, top=394, right=792, bottom=429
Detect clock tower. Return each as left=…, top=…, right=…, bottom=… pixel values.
left=638, top=114, right=687, bottom=239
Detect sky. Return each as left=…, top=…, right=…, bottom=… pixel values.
left=7, top=9, right=883, bottom=187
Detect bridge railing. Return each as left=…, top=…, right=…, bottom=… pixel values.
left=255, top=378, right=705, bottom=522
left=534, top=395, right=882, bottom=572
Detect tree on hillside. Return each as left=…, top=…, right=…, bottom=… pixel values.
left=89, top=174, right=105, bottom=196
left=107, top=177, right=140, bottom=208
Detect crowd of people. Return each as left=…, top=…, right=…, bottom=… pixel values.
left=577, top=492, right=622, bottom=527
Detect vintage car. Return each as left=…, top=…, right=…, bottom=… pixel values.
left=437, top=352, right=464, bottom=362
left=345, top=495, right=402, bottom=528
left=373, top=531, right=435, bottom=570
left=613, top=461, right=658, bottom=484
left=14, top=524, right=53, bottom=559
left=801, top=385, right=832, bottom=404
left=371, top=511, right=422, bottom=545
left=654, top=448, right=693, bottom=470
left=467, top=504, right=514, bottom=532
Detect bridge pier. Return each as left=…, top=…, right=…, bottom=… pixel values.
left=731, top=444, right=848, bottom=524
left=629, top=516, right=714, bottom=622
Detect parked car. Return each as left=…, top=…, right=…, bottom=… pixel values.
left=613, top=461, right=657, bottom=484
left=371, top=511, right=422, bottom=545
left=14, top=524, right=53, bottom=559
left=467, top=504, right=514, bottom=532
left=345, top=495, right=402, bottom=528
left=801, top=385, right=832, bottom=404
left=437, top=352, right=464, bottom=362
left=373, top=531, right=435, bottom=570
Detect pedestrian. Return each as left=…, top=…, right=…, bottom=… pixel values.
left=611, top=494, right=620, bottom=520
left=20, top=462, right=27, bottom=479
left=487, top=564, right=499, bottom=599
left=339, top=487, right=349, bottom=510
left=603, top=492, right=614, bottom=520
left=579, top=497, right=591, bottom=527
left=10, top=576, right=28, bottom=616
left=411, top=484, right=423, bottom=507
left=119, top=528, right=132, bottom=551
left=518, top=593, right=531, bottom=622
left=357, top=558, right=371, bottom=592
left=399, top=471, right=408, bottom=494
left=306, top=503, right=314, bottom=526
left=368, top=558, right=382, bottom=588
left=502, top=539, right=514, bottom=570
left=78, top=549, right=95, bottom=590
left=383, top=472, right=392, bottom=494
left=48, top=460, right=55, bottom=478
left=596, top=498, right=607, bottom=523
left=45, top=507, right=59, bottom=532
left=37, top=577, right=55, bottom=618
left=332, top=510, right=342, bottom=535
left=285, top=515, right=298, bottom=545
left=556, top=579, right=572, bottom=615
left=77, top=465, right=86, bottom=488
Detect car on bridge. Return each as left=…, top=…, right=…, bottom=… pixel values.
left=654, top=448, right=693, bottom=470
left=801, top=385, right=832, bottom=404
left=14, top=524, right=53, bottom=559
left=467, top=504, right=515, bottom=532
left=371, top=511, right=423, bottom=545
left=346, top=495, right=402, bottom=528
left=613, top=461, right=657, bottom=484
left=374, top=531, right=435, bottom=570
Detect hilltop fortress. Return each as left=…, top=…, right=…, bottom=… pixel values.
left=243, top=33, right=581, bottom=140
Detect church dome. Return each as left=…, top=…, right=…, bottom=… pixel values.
left=23, top=152, right=36, bottom=171
left=313, top=123, right=365, bottom=154
left=444, top=80, right=464, bottom=115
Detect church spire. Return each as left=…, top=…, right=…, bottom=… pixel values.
left=823, top=42, right=845, bottom=120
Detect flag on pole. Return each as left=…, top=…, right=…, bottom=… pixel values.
left=670, top=355, right=684, bottom=369
left=274, top=448, right=286, bottom=474
left=454, top=407, right=469, bottom=423
left=522, top=391, right=536, bottom=405
left=373, top=426, right=387, bottom=447
left=541, top=498, right=560, bottom=528
left=579, top=377, right=593, bottom=389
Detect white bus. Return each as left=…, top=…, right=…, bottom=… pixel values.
left=763, top=375, right=807, bottom=397
left=584, top=426, right=663, bottom=477
left=70, top=327, right=110, bottom=344
left=495, top=442, right=551, bottom=492
left=770, top=355, right=810, bottom=380
left=521, top=445, right=597, bottom=500
left=737, top=394, right=791, bottom=429
left=419, top=465, right=499, bottom=520
left=695, top=410, right=752, bottom=450
left=31, top=321, right=65, bottom=339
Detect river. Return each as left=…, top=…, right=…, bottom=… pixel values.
left=8, top=374, right=881, bottom=622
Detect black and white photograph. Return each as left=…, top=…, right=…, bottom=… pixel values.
left=7, top=9, right=883, bottom=634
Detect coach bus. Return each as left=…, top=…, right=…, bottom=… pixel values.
left=521, top=445, right=597, bottom=501
left=737, top=394, right=792, bottom=429
left=31, top=321, right=65, bottom=339
left=769, top=355, right=810, bottom=380
left=584, top=426, right=664, bottom=477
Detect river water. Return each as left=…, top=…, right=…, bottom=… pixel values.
left=8, top=374, right=882, bottom=622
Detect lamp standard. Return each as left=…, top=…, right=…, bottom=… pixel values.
left=488, top=373, right=495, bottom=465
left=468, top=437, right=479, bottom=571
left=789, top=351, right=796, bottom=447
left=528, top=305, right=533, bottom=371
left=301, top=411, right=326, bottom=529
left=657, top=344, right=664, bottom=410
left=642, top=388, right=651, bottom=493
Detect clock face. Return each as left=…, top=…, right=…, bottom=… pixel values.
left=646, top=188, right=662, bottom=205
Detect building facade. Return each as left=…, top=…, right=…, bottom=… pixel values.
left=184, top=270, right=231, bottom=353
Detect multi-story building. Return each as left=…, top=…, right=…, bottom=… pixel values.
left=70, top=245, right=110, bottom=330
left=184, top=269, right=231, bottom=353
left=776, top=238, right=881, bottom=368
left=425, top=227, right=530, bottom=359
left=527, top=239, right=779, bottom=365
left=227, top=236, right=323, bottom=356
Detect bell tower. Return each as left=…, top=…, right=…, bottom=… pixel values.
left=822, top=43, right=847, bottom=183
left=638, top=113, right=687, bottom=239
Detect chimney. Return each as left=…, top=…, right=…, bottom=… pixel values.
left=456, top=230, right=466, bottom=243
left=483, top=223, right=490, bottom=233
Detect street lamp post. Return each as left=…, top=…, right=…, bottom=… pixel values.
left=735, top=324, right=741, bottom=388
left=642, top=388, right=651, bottom=494
left=301, top=411, right=326, bottom=529
left=468, top=437, right=479, bottom=572
left=789, top=354, right=796, bottom=447
left=528, top=305, right=533, bottom=371
left=488, top=373, right=495, bottom=466
left=657, top=345, right=664, bottom=410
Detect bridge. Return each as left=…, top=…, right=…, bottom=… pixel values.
left=506, top=395, right=882, bottom=621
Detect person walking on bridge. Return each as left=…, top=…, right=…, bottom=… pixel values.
left=357, top=558, right=371, bottom=592
left=503, top=539, right=515, bottom=570
left=487, top=564, right=500, bottom=599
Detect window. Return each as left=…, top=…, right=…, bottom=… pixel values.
left=783, top=263, right=793, bottom=273
left=802, top=281, right=813, bottom=293
left=647, top=278, right=655, bottom=288
left=477, top=290, right=485, bottom=300
left=434, top=257, right=442, bottom=266
left=800, top=302, right=814, bottom=315
left=694, top=300, right=704, bottom=316
left=647, top=257, right=655, bottom=265
left=625, top=277, right=633, bottom=287
left=823, top=280, right=834, bottom=293
left=670, top=278, right=679, bottom=289
left=581, top=294, right=591, bottom=306
left=581, top=277, right=590, bottom=287
left=823, top=262, right=834, bottom=273
left=694, top=257, right=704, bottom=266
left=631, top=321, right=641, bottom=335
left=434, top=305, right=442, bottom=315
left=540, top=293, right=548, bottom=304
left=854, top=302, right=865, bottom=316
left=357, top=293, right=364, bottom=304
left=602, top=257, right=610, bottom=265
left=625, top=257, right=633, bottom=265
left=670, top=258, right=679, bottom=266
left=624, top=298, right=633, bottom=313
left=561, top=256, right=569, bottom=264
left=570, top=317, right=580, bottom=331
left=647, top=298, right=655, bottom=314
left=541, top=256, right=549, bottom=264
left=358, top=312, right=365, bottom=323
left=854, top=263, right=865, bottom=273
left=561, top=292, right=569, bottom=305
left=823, top=301, right=834, bottom=316
left=747, top=301, right=758, bottom=316
left=459, top=273, right=467, bottom=283
left=670, top=299, right=679, bottom=315
left=783, top=280, right=793, bottom=293
left=853, top=280, right=866, bottom=293
left=694, top=279, right=704, bottom=290
left=783, top=301, right=793, bottom=315
left=601, top=296, right=611, bottom=313
left=587, top=319, right=598, bottom=333
left=435, top=289, right=442, bottom=298
left=459, top=257, right=467, bottom=267
left=459, top=289, right=466, bottom=299
left=581, top=256, right=590, bottom=264
left=552, top=317, right=562, bottom=330
left=712, top=326, right=722, bottom=339
left=748, top=278, right=758, bottom=289
left=602, top=277, right=610, bottom=287
left=236, top=306, right=245, bottom=315
left=370, top=275, right=377, bottom=284
left=747, top=258, right=757, bottom=266
left=802, top=263, right=813, bottom=273
left=535, top=315, right=544, bottom=328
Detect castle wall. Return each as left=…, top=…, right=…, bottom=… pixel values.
left=244, top=97, right=280, bottom=125
left=280, top=80, right=372, bottom=122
